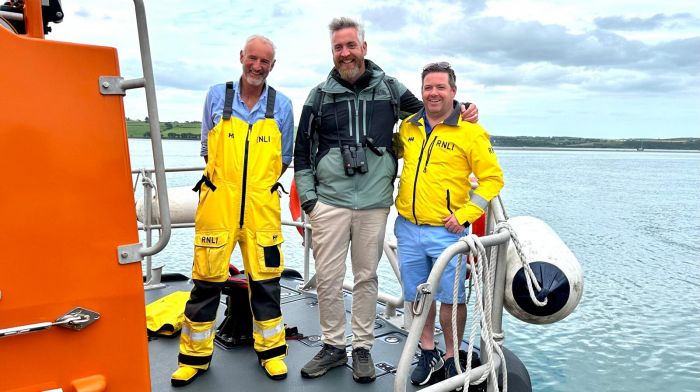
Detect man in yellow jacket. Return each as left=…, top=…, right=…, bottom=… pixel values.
left=394, top=62, right=504, bottom=385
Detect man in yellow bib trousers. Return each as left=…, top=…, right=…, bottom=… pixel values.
left=171, top=35, right=294, bottom=386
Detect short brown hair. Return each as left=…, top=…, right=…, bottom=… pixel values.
left=422, top=62, right=456, bottom=89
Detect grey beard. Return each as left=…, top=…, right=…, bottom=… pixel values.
left=338, top=66, right=360, bottom=82
left=245, top=75, right=264, bottom=86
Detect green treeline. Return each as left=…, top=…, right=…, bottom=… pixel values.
left=127, top=120, right=699, bottom=150
left=490, top=135, right=700, bottom=150
left=127, top=119, right=200, bottom=140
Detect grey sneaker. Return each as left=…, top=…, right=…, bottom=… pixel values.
left=411, top=348, right=444, bottom=386
left=351, top=347, right=376, bottom=383
left=300, top=344, right=348, bottom=378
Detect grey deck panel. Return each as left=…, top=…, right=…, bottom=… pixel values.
left=147, top=275, right=425, bottom=392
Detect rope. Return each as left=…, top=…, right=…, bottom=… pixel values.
left=444, top=220, right=548, bottom=391
left=450, top=251, right=464, bottom=376
left=495, top=222, right=548, bottom=307
left=460, top=234, right=508, bottom=392
left=445, top=233, right=507, bottom=392
left=139, top=173, right=158, bottom=225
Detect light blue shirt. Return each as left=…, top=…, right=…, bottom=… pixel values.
left=200, top=80, right=294, bottom=165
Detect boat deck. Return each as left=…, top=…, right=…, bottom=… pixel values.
left=146, top=273, right=430, bottom=391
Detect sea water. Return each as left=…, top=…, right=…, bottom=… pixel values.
left=129, top=139, right=700, bottom=392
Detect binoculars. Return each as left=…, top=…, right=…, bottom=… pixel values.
left=341, top=144, right=368, bottom=176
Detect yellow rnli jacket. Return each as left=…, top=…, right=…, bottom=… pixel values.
left=395, top=103, right=504, bottom=226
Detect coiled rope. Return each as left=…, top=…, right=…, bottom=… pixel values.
left=447, top=221, right=548, bottom=391
left=450, top=234, right=507, bottom=392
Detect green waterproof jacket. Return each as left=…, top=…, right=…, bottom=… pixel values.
left=293, top=60, right=422, bottom=210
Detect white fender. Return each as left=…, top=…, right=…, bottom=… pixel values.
left=135, top=186, right=198, bottom=224
left=504, top=216, right=583, bottom=324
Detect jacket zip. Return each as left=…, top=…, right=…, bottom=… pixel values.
left=422, top=136, right=437, bottom=173
left=446, top=189, right=454, bottom=214
left=411, top=137, right=429, bottom=224
left=354, top=97, right=360, bottom=144
left=239, top=123, right=252, bottom=228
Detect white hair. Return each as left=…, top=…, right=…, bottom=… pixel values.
left=243, top=35, right=276, bottom=59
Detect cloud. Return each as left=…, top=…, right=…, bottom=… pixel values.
left=651, top=37, right=700, bottom=71
left=151, top=60, right=231, bottom=91
left=273, top=62, right=330, bottom=88
left=75, top=8, right=90, bottom=18
left=594, top=13, right=700, bottom=31
left=359, top=0, right=487, bottom=35
left=410, top=17, right=648, bottom=68
left=361, top=6, right=410, bottom=32
left=54, top=0, right=698, bottom=137
left=271, top=2, right=302, bottom=18
left=379, top=10, right=699, bottom=94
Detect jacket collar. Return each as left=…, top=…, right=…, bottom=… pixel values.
left=408, top=100, right=461, bottom=127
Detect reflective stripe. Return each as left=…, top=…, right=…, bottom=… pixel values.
left=253, top=322, right=284, bottom=339
left=347, top=101, right=353, bottom=138
left=362, top=99, right=367, bottom=139
left=257, top=344, right=288, bottom=361
left=181, top=324, right=216, bottom=342
left=470, top=193, right=489, bottom=210
left=178, top=353, right=212, bottom=366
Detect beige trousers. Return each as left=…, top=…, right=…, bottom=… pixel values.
left=309, top=201, right=390, bottom=349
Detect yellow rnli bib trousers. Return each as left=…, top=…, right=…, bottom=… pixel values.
left=178, top=83, right=287, bottom=369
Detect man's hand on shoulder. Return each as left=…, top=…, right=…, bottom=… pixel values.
left=459, top=103, right=479, bottom=123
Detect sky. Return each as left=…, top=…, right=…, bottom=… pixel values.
left=47, top=0, right=700, bottom=139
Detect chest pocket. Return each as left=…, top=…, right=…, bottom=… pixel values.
left=248, top=118, right=282, bottom=185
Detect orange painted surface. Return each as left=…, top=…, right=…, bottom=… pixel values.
left=71, top=375, right=107, bottom=392
left=289, top=179, right=304, bottom=236
left=23, top=0, right=44, bottom=39
left=0, top=24, right=151, bottom=391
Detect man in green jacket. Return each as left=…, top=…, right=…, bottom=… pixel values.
left=293, top=17, right=478, bottom=383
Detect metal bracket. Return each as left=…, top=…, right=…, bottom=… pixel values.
left=0, top=307, right=100, bottom=338
left=99, top=76, right=126, bottom=95
left=412, top=283, right=432, bottom=316
left=56, top=307, right=101, bottom=331
left=117, top=243, right=143, bottom=264
left=99, top=76, right=146, bottom=96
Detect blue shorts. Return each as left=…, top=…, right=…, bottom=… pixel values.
left=394, top=215, right=467, bottom=304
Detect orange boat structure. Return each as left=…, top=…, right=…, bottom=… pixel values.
left=1, top=1, right=167, bottom=390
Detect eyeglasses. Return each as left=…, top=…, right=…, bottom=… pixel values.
left=423, top=61, right=451, bottom=70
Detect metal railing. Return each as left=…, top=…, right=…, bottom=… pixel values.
left=132, top=166, right=404, bottom=317
left=103, top=1, right=171, bottom=265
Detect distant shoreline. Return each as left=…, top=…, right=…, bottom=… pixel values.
left=126, top=120, right=699, bottom=151
left=494, top=146, right=700, bottom=153
left=127, top=137, right=699, bottom=153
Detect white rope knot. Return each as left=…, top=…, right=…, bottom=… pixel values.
left=495, top=222, right=548, bottom=307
